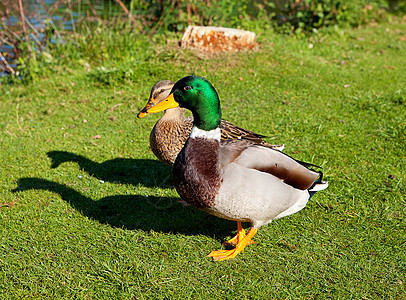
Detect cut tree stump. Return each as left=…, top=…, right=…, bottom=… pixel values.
left=181, top=26, right=257, bottom=54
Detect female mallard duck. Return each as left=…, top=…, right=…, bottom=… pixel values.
left=141, top=75, right=328, bottom=261
left=137, top=80, right=284, bottom=165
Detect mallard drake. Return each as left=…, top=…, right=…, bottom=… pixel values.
left=137, top=80, right=284, bottom=165
left=141, top=75, right=328, bottom=261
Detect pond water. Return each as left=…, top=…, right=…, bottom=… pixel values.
left=0, top=0, right=124, bottom=77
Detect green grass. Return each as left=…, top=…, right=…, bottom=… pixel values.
left=1, top=18, right=405, bottom=299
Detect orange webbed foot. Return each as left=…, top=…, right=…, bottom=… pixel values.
left=209, top=227, right=258, bottom=261
left=223, top=222, right=255, bottom=246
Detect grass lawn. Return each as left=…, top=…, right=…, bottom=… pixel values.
left=1, top=17, right=405, bottom=299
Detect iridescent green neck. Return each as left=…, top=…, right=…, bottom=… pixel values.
left=190, top=87, right=221, bottom=131
left=172, top=75, right=222, bottom=131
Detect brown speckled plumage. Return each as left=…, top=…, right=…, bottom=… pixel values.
left=149, top=108, right=191, bottom=165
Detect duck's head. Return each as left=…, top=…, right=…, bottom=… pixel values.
left=137, top=80, right=175, bottom=118
left=142, top=75, right=222, bottom=131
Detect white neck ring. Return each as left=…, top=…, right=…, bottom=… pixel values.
left=190, top=126, right=221, bottom=141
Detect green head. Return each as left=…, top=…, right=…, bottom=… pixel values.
left=171, top=76, right=222, bottom=131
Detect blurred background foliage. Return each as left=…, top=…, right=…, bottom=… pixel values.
left=133, top=0, right=404, bottom=32
left=120, top=0, right=405, bottom=32
left=1, top=0, right=405, bottom=82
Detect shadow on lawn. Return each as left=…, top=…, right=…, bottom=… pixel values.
left=46, top=150, right=172, bottom=188
left=12, top=177, right=235, bottom=238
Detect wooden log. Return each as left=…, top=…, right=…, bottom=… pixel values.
left=181, top=26, right=257, bottom=54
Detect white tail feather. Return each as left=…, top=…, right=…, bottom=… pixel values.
left=309, top=181, right=329, bottom=192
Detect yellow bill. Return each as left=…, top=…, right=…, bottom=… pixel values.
left=137, top=93, right=179, bottom=118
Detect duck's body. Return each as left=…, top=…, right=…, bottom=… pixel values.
left=143, top=75, right=328, bottom=261
left=174, top=133, right=319, bottom=228
left=138, top=80, right=284, bottom=165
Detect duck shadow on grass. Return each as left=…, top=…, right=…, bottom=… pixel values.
left=13, top=156, right=236, bottom=238
left=12, top=177, right=235, bottom=238
left=46, top=150, right=173, bottom=188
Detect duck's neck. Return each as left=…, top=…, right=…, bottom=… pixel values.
left=161, top=107, right=186, bottom=122
left=190, top=126, right=221, bottom=141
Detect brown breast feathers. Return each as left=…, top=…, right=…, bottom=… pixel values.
left=173, top=138, right=221, bottom=209
left=150, top=117, right=191, bottom=165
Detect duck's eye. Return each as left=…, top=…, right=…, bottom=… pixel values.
left=159, top=89, right=164, bottom=93
left=184, top=85, right=192, bottom=91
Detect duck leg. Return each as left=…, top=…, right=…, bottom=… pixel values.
left=208, top=228, right=258, bottom=261
left=223, top=221, right=255, bottom=246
